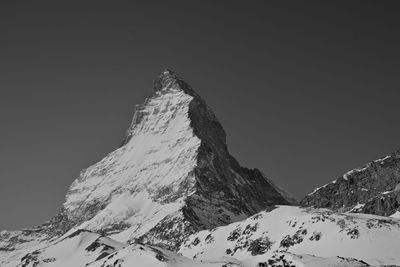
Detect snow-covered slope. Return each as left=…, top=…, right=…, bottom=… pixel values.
left=87, top=244, right=241, bottom=267
left=179, top=205, right=400, bottom=266
left=14, top=206, right=400, bottom=266
left=16, top=230, right=124, bottom=267
left=0, top=69, right=295, bottom=266
left=14, top=229, right=239, bottom=267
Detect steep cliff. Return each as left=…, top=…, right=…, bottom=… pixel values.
left=301, top=150, right=400, bottom=217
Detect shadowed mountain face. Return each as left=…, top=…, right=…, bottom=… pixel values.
left=301, top=150, right=400, bottom=216
left=0, top=70, right=295, bottom=265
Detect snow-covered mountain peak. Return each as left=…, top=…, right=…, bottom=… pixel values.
left=19, top=70, right=293, bottom=249
left=61, top=70, right=294, bottom=247
left=150, top=68, right=201, bottom=103
left=121, top=69, right=220, bottom=147
left=0, top=70, right=296, bottom=266
left=1, top=70, right=400, bottom=266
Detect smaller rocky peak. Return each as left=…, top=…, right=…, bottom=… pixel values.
left=301, top=149, right=400, bottom=214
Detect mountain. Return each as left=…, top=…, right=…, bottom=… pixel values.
left=301, top=150, right=400, bottom=217
left=2, top=69, right=400, bottom=267
left=0, top=69, right=295, bottom=266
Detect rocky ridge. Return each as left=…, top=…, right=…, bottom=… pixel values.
left=301, top=150, right=400, bottom=217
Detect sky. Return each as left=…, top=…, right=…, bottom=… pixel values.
left=1, top=1, right=400, bottom=230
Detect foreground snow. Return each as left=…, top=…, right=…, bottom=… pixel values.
left=180, top=206, right=400, bottom=266
left=9, top=229, right=240, bottom=267
left=7, top=206, right=400, bottom=267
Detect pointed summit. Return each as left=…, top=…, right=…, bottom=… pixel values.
left=120, top=68, right=202, bottom=147
left=152, top=68, right=201, bottom=101
left=65, top=69, right=296, bottom=248
left=153, top=68, right=180, bottom=92
left=70, top=70, right=295, bottom=246
left=0, top=70, right=296, bottom=263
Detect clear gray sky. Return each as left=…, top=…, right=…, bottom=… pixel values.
left=1, top=1, right=400, bottom=230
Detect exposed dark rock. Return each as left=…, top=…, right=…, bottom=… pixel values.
left=227, top=228, right=242, bottom=241
left=309, top=231, right=322, bottom=241
left=247, top=237, right=273, bottom=255
left=280, top=228, right=308, bottom=249
left=359, top=191, right=400, bottom=216
left=301, top=150, right=400, bottom=216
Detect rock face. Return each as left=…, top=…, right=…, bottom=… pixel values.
left=0, top=69, right=295, bottom=265
left=359, top=190, right=400, bottom=216
left=301, top=150, right=400, bottom=216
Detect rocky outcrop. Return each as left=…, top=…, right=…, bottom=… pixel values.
left=301, top=150, right=400, bottom=215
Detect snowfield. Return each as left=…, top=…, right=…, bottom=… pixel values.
left=11, top=229, right=241, bottom=267
left=8, top=206, right=400, bottom=267
left=180, top=206, right=400, bottom=266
